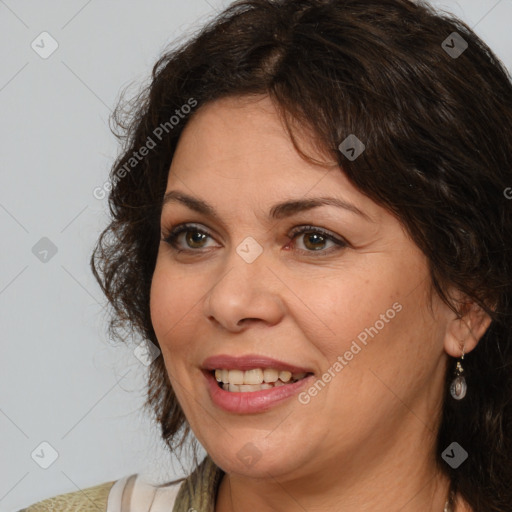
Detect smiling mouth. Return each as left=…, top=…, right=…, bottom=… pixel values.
left=210, top=368, right=313, bottom=392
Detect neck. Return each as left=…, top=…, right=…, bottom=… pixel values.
left=214, top=421, right=456, bottom=512
left=216, top=467, right=452, bottom=512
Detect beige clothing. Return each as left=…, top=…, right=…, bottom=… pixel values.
left=18, top=455, right=224, bottom=512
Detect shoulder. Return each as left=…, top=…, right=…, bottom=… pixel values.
left=108, top=473, right=184, bottom=512
left=18, top=473, right=185, bottom=512
left=18, top=474, right=185, bottom=512
left=17, top=478, right=116, bottom=511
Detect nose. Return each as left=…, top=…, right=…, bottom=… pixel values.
left=203, top=249, right=286, bottom=332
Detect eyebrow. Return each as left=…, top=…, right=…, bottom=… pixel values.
left=161, top=190, right=373, bottom=222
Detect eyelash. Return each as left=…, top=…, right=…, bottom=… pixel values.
left=161, top=223, right=348, bottom=256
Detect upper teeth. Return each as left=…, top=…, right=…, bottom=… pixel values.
left=214, top=368, right=307, bottom=385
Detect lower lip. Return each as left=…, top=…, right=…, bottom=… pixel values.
left=203, top=370, right=314, bottom=414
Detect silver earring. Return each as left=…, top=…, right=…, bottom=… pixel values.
left=450, top=346, right=467, bottom=400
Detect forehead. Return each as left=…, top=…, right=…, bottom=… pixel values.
left=169, top=95, right=330, bottom=188
left=173, top=95, right=312, bottom=169
left=165, top=95, right=383, bottom=225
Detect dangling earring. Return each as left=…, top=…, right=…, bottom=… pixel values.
left=450, top=345, right=467, bottom=400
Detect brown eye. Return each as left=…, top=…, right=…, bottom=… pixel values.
left=162, top=223, right=215, bottom=252
left=184, top=230, right=208, bottom=248
left=288, top=225, right=348, bottom=256
left=301, top=232, right=328, bottom=251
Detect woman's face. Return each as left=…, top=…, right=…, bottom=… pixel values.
left=150, top=95, right=454, bottom=481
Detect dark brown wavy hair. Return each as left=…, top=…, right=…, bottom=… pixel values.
left=90, top=0, right=512, bottom=509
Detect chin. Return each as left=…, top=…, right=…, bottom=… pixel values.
left=208, top=442, right=307, bottom=480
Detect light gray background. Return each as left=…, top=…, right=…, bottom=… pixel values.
left=1, top=1, right=510, bottom=511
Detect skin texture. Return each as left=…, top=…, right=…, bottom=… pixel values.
left=149, top=95, right=491, bottom=511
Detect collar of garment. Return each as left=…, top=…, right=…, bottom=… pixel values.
left=173, top=454, right=225, bottom=512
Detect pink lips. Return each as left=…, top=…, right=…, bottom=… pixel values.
left=202, top=369, right=315, bottom=414
left=201, top=353, right=315, bottom=414
left=201, top=353, right=314, bottom=374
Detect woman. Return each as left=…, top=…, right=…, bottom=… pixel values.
left=19, top=0, right=512, bottom=510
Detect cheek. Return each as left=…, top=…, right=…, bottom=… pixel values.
left=149, top=263, right=199, bottom=400
left=149, top=259, right=212, bottom=383
left=150, top=259, right=197, bottom=336
left=294, top=263, right=435, bottom=389
left=149, top=264, right=171, bottom=337
left=291, top=268, right=402, bottom=358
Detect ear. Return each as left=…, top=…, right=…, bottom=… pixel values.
left=444, top=296, right=493, bottom=358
